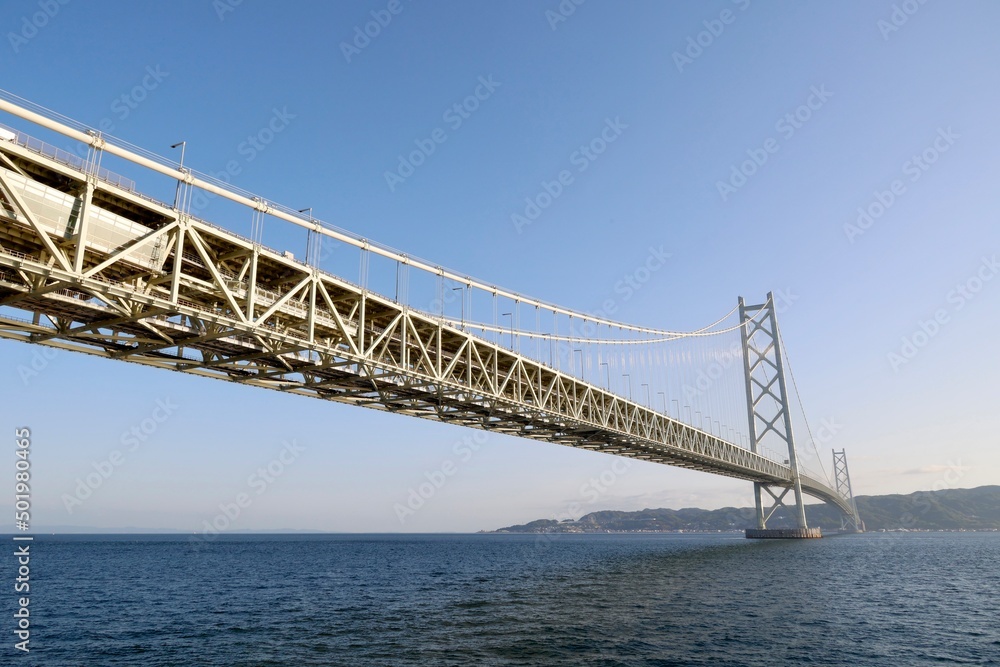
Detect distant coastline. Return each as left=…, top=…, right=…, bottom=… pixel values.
left=7, top=486, right=997, bottom=535
left=487, top=485, right=1000, bottom=533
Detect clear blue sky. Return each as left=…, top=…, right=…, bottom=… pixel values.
left=1, top=0, right=997, bottom=532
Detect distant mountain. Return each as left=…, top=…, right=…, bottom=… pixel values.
left=489, top=486, right=1000, bottom=533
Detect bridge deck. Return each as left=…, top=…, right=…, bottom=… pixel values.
left=0, top=126, right=852, bottom=516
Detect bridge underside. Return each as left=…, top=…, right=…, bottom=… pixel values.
left=0, top=129, right=855, bottom=520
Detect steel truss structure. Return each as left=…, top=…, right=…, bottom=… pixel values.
left=833, top=449, right=863, bottom=531
left=738, top=294, right=862, bottom=529
left=741, top=293, right=809, bottom=529
left=0, top=101, right=858, bottom=524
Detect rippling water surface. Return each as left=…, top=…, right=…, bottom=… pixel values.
left=4, top=532, right=998, bottom=666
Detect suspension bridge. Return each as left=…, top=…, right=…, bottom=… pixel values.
left=0, top=91, right=861, bottom=537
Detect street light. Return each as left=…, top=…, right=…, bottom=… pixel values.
left=599, top=362, right=610, bottom=389
left=502, top=312, right=513, bottom=350
left=623, top=373, right=632, bottom=400
left=170, top=141, right=186, bottom=210
left=641, top=383, right=650, bottom=407
left=452, top=287, right=465, bottom=329
left=658, top=391, right=667, bottom=414
left=298, top=208, right=318, bottom=266
left=672, top=399, right=680, bottom=420
left=573, top=349, right=583, bottom=377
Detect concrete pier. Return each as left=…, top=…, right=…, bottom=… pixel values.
left=745, top=527, right=823, bottom=539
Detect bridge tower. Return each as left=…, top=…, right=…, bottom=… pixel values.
left=739, top=292, right=819, bottom=538
left=832, top=449, right=864, bottom=532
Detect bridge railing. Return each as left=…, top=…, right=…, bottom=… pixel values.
left=1, top=122, right=137, bottom=192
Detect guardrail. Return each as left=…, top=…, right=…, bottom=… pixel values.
left=0, top=122, right=136, bottom=192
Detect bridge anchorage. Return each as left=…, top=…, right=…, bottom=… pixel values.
left=0, top=90, right=862, bottom=537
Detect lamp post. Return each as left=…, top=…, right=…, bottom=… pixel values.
left=599, top=362, right=610, bottom=389
left=298, top=208, right=316, bottom=266
left=623, top=373, right=632, bottom=400
left=170, top=141, right=186, bottom=211
left=573, top=349, right=583, bottom=377
left=641, top=383, right=650, bottom=407
left=502, top=312, right=513, bottom=350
